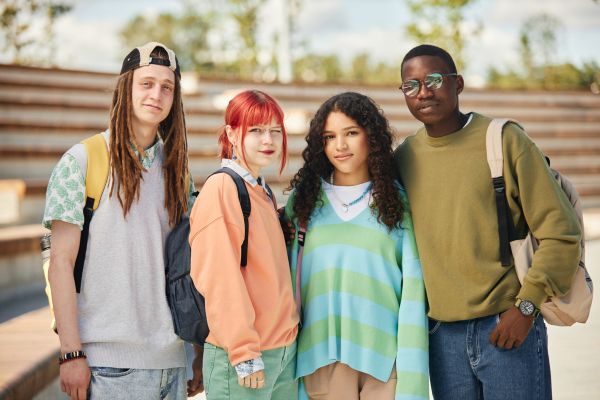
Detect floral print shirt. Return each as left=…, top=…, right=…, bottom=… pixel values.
left=43, top=137, right=195, bottom=230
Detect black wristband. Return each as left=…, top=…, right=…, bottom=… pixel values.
left=58, top=350, right=87, bottom=365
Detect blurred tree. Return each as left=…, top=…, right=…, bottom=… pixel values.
left=227, top=0, right=269, bottom=78
left=0, top=0, right=71, bottom=64
left=349, top=53, right=369, bottom=83
left=580, top=61, right=600, bottom=93
left=487, top=12, right=599, bottom=91
left=345, top=53, right=401, bottom=85
left=405, top=0, right=481, bottom=72
left=293, top=53, right=342, bottom=82
left=120, top=2, right=216, bottom=74
left=368, top=61, right=402, bottom=85
left=120, top=0, right=285, bottom=80
left=519, top=13, right=562, bottom=79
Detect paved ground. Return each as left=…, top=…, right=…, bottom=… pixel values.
left=190, top=244, right=600, bottom=400
left=18, top=213, right=600, bottom=399
left=547, top=239, right=600, bottom=400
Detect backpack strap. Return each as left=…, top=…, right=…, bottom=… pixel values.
left=295, top=222, right=307, bottom=322
left=485, top=118, right=522, bottom=267
left=73, top=133, right=110, bottom=293
left=264, top=182, right=278, bottom=210
left=210, top=168, right=252, bottom=267
left=82, top=134, right=110, bottom=210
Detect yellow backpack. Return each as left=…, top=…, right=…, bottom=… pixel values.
left=42, top=133, right=109, bottom=332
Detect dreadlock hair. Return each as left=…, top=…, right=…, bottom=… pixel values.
left=401, top=44, right=458, bottom=77
left=108, top=46, right=189, bottom=226
left=217, top=90, right=288, bottom=173
left=288, top=92, right=404, bottom=230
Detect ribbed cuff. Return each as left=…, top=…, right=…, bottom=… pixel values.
left=84, top=341, right=186, bottom=369
left=517, top=282, right=548, bottom=309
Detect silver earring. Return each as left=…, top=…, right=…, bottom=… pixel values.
left=232, top=146, right=237, bottom=160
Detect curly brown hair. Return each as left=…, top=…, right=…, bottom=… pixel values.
left=288, top=92, right=404, bottom=230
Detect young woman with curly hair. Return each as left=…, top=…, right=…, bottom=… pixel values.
left=285, top=92, right=429, bottom=400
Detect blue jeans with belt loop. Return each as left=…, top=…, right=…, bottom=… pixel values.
left=88, top=367, right=186, bottom=399
left=428, top=314, right=551, bottom=400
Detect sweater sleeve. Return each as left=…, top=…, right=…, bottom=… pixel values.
left=395, top=190, right=429, bottom=400
left=189, top=174, right=262, bottom=365
left=505, top=125, right=582, bottom=308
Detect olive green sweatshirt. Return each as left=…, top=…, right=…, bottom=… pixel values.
left=394, top=113, right=581, bottom=321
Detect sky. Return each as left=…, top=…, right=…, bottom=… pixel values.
left=3, top=0, right=600, bottom=87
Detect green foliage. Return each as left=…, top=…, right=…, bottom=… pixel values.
left=292, top=52, right=400, bottom=85
left=349, top=53, right=369, bottom=82
left=488, top=12, right=598, bottom=91
left=293, top=54, right=343, bottom=82
left=405, top=0, right=480, bottom=71
left=519, top=13, right=562, bottom=77
left=0, top=0, right=72, bottom=64
left=487, top=63, right=600, bottom=91
left=120, top=0, right=279, bottom=80
left=120, top=10, right=215, bottom=74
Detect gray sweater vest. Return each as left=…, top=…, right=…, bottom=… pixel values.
left=68, top=131, right=185, bottom=368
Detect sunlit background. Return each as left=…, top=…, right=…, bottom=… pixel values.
left=0, top=1, right=599, bottom=399
left=1, top=0, right=599, bottom=90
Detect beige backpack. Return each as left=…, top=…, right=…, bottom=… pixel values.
left=486, top=118, right=593, bottom=326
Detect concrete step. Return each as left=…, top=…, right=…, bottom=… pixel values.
left=1, top=111, right=598, bottom=140
left=0, top=307, right=59, bottom=400
left=3, top=63, right=600, bottom=109
left=2, top=138, right=600, bottom=164
left=4, top=85, right=600, bottom=124
left=0, top=64, right=116, bottom=91
left=2, top=147, right=600, bottom=181
left=192, top=79, right=600, bottom=109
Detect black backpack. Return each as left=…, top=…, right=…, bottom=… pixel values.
left=164, top=168, right=275, bottom=345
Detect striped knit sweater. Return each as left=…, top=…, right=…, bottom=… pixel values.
left=285, top=185, right=429, bottom=400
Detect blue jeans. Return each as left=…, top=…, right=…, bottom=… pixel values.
left=89, top=367, right=186, bottom=400
left=429, top=314, right=551, bottom=400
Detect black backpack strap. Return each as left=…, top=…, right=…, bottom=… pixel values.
left=210, top=168, right=251, bottom=267
left=486, top=118, right=520, bottom=267
left=73, top=196, right=95, bottom=292
left=264, top=182, right=278, bottom=210
left=492, top=177, right=514, bottom=266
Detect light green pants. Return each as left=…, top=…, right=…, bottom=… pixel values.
left=203, top=341, right=297, bottom=400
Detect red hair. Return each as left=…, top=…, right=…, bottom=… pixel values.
left=218, top=90, right=288, bottom=173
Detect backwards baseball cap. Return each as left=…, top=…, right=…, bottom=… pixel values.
left=120, top=41, right=181, bottom=78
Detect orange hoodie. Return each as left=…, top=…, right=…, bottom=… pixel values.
left=189, top=173, right=298, bottom=365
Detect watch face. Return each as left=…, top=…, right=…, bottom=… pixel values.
left=519, top=300, right=535, bottom=316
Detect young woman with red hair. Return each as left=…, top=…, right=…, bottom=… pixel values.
left=188, top=90, right=299, bottom=400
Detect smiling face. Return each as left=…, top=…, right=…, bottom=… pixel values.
left=131, top=64, right=175, bottom=132
left=401, top=55, right=464, bottom=137
left=323, top=111, right=370, bottom=185
left=229, top=118, right=283, bottom=178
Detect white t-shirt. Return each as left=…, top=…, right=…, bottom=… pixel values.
left=322, top=179, right=373, bottom=221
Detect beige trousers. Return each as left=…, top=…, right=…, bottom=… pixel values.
left=304, top=362, right=397, bottom=400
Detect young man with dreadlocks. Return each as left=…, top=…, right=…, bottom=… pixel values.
left=43, top=42, right=195, bottom=400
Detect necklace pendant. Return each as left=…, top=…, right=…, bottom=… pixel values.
left=342, top=203, right=349, bottom=213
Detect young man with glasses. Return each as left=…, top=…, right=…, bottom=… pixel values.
left=393, top=44, right=581, bottom=399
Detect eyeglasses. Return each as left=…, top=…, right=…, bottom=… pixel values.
left=247, top=126, right=283, bottom=136
left=399, top=72, right=458, bottom=97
